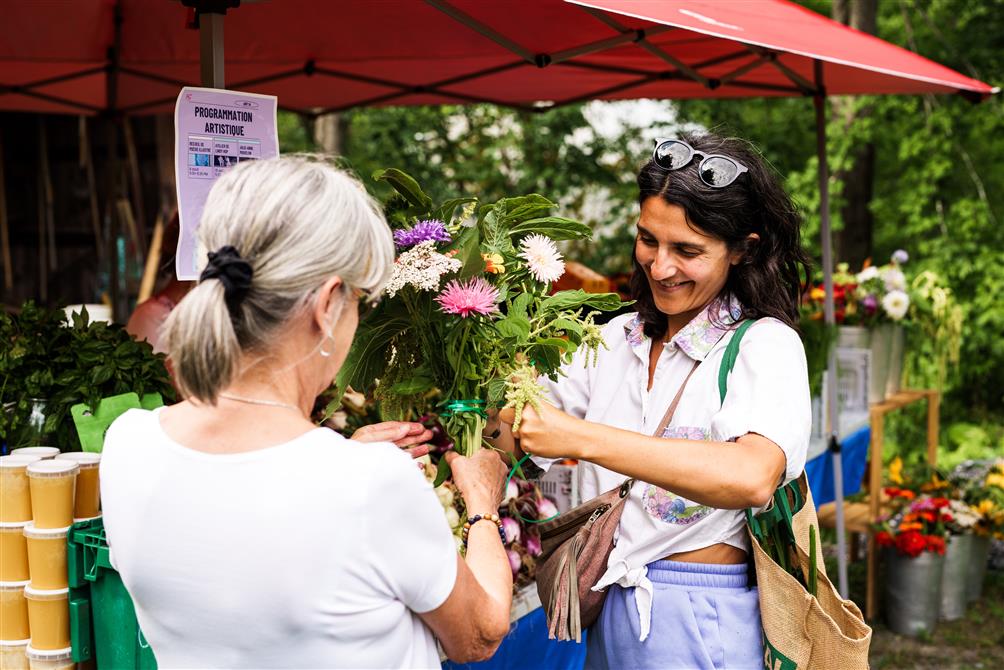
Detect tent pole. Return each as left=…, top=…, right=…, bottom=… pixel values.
left=200, top=12, right=226, bottom=88
left=814, top=60, right=849, bottom=599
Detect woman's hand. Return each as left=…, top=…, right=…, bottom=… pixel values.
left=444, top=449, right=507, bottom=512
left=351, top=421, right=433, bottom=459
left=498, top=401, right=581, bottom=460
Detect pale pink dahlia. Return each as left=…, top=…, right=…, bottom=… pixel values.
left=435, top=277, right=500, bottom=318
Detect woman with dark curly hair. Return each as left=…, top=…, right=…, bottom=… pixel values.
left=495, top=133, right=813, bottom=669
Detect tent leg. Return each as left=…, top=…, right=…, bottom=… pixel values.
left=814, top=66, right=849, bottom=599
left=201, top=12, right=225, bottom=88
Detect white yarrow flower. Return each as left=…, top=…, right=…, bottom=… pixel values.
left=518, top=234, right=565, bottom=283
left=882, top=290, right=910, bottom=321
left=384, top=241, right=462, bottom=297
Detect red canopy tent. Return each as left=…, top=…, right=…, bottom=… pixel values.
left=1, top=0, right=996, bottom=600
left=0, top=0, right=993, bottom=115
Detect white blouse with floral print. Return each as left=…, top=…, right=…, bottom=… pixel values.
left=537, top=295, right=811, bottom=640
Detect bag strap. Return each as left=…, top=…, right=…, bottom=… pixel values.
left=717, top=319, right=756, bottom=404
left=653, top=359, right=700, bottom=438
left=621, top=353, right=702, bottom=492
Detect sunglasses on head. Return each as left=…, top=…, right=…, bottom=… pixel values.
left=652, top=138, right=749, bottom=188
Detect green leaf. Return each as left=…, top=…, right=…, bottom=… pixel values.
left=509, top=292, right=534, bottom=320
left=496, top=195, right=555, bottom=223
left=539, top=290, right=624, bottom=314
left=372, top=168, right=433, bottom=210
left=450, top=225, right=484, bottom=279
left=509, top=216, right=592, bottom=241
left=336, top=309, right=411, bottom=394
left=535, top=337, right=574, bottom=352
left=494, top=314, right=531, bottom=342
left=437, top=197, right=478, bottom=224
left=433, top=455, right=452, bottom=487
left=389, top=375, right=435, bottom=395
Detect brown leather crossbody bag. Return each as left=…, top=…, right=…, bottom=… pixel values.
left=534, top=360, right=700, bottom=642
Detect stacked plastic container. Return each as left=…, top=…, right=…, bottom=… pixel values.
left=0, top=447, right=101, bottom=670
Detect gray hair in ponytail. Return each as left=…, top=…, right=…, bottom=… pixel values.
left=162, top=155, right=393, bottom=404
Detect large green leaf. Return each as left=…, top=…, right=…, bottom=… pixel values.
left=373, top=168, right=433, bottom=210
left=497, top=194, right=555, bottom=223
left=336, top=312, right=411, bottom=394
left=539, top=289, right=624, bottom=314
left=494, top=314, right=531, bottom=343
left=508, top=216, right=592, bottom=241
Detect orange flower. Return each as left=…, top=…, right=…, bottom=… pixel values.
left=899, top=522, right=924, bottom=532
left=481, top=253, right=505, bottom=274
left=900, top=490, right=916, bottom=501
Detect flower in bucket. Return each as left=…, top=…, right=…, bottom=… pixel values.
left=435, top=277, right=501, bottom=318
left=875, top=493, right=952, bottom=557
left=882, top=289, right=910, bottom=321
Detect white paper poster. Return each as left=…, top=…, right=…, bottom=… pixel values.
left=174, top=87, right=278, bottom=279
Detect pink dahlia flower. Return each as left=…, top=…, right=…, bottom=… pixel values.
left=435, top=277, right=500, bottom=318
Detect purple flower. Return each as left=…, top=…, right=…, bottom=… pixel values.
left=892, top=249, right=909, bottom=265
left=393, top=219, right=451, bottom=248
left=862, top=294, right=878, bottom=314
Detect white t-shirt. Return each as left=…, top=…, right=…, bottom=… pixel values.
left=100, top=408, right=457, bottom=669
left=537, top=296, right=811, bottom=640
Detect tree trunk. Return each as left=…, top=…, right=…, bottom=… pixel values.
left=314, top=113, right=349, bottom=156
left=832, top=0, right=877, bottom=269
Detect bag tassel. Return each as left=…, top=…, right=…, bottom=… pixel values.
left=546, top=533, right=586, bottom=642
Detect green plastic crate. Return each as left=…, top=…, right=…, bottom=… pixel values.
left=67, top=518, right=157, bottom=669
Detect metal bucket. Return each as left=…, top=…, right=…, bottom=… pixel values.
left=837, top=325, right=871, bottom=349
left=966, top=535, right=992, bottom=603
left=885, top=325, right=906, bottom=397
left=883, top=548, right=944, bottom=637
left=939, top=534, right=974, bottom=620
left=869, top=325, right=893, bottom=404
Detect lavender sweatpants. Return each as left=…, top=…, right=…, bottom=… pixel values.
left=585, top=560, right=763, bottom=670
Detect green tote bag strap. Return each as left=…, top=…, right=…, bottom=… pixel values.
left=717, top=319, right=756, bottom=404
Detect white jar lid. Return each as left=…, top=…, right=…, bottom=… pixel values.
left=25, top=645, right=73, bottom=662
left=9, top=447, right=59, bottom=459
left=25, top=460, right=78, bottom=478
left=0, top=454, right=42, bottom=469
left=54, top=452, right=100, bottom=467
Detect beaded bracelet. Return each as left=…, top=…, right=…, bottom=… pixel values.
left=461, top=512, right=506, bottom=548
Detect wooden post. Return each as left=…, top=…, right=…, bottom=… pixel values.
left=0, top=129, right=12, bottom=292
left=866, top=406, right=885, bottom=621
left=927, top=390, right=940, bottom=467
left=137, top=213, right=165, bottom=304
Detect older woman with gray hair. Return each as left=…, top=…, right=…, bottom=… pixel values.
left=100, top=156, right=512, bottom=669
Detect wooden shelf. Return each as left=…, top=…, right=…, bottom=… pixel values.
left=816, top=388, right=939, bottom=621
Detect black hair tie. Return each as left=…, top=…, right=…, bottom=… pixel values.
left=200, top=245, right=253, bottom=315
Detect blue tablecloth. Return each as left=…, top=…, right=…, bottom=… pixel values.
left=804, top=425, right=871, bottom=507
left=442, top=607, right=586, bottom=670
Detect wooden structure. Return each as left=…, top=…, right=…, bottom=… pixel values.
left=817, top=388, right=940, bottom=620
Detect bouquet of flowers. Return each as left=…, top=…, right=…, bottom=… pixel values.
left=336, top=169, right=623, bottom=481
left=875, top=488, right=951, bottom=557
left=803, top=250, right=912, bottom=327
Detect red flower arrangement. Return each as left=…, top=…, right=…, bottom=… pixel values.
left=874, top=494, right=951, bottom=558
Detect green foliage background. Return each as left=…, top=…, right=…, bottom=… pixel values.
left=279, top=0, right=1003, bottom=465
